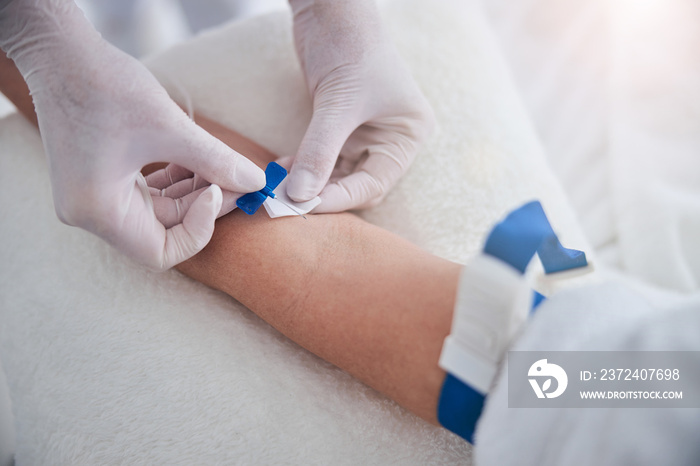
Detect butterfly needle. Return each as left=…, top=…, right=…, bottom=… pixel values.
left=236, top=162, right=309, bottom=219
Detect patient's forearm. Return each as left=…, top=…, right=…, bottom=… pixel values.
left=177, top=114, right=460, bottom=424
left=178, top=208, right=460, bottom=425
left=175, top=116, right=461, bottom=425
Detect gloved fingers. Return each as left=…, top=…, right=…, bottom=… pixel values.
left=160, top=184, right=223, bottom=270
left=282, top=154, right=355, bottom=188
left=149, top=177, right=201, bottom=200
left=286, top=112, right=358, bottom=203
left=151, top=186, right=208, bottom=229
left=164, top=123, right=265, bottom=195
left=313, top=142, right=410, bottom=213
left=217, top=188, right=241, bottom=218
left=313, top=171, right=382, bottom=213
left=277, top=155, right=350, bottom=183
left=192, top=173, right=209, bottom=190
left=151, top=185, right=241, bottom=228
left=147, top=171, right=210, bottom=198
left=335, top=156, right=359, bottom=179
left=145, top=164, right=194, bottom=190
left=99, top=178, right=219, bottom=270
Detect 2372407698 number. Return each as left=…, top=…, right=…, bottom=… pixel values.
left=600, top=368, right=680, bottom=381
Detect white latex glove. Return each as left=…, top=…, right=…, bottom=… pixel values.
left=0, top=0, right=265, bottom=270
left=145, top=164, right=243, bottom=229
left=285, top=0, right=435, bottom=212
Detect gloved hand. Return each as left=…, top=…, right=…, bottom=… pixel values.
left=286, top=0, right=435, bottom=212
left=145, top=164, right=242, bottom=230
left=0, top=0, right=265, bottom=270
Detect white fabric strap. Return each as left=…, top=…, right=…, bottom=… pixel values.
left=439, top=254, right=532, bottom=392
left=439, top=336, right=496, bottom=394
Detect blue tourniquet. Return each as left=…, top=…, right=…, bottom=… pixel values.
left=437, top=201, right=587, bottom=443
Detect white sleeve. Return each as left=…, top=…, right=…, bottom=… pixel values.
left=474, top=283, right=700, bottom=466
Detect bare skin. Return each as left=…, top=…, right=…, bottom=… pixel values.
left=1, top=56, right=460, bottom=425
left=178, top=201, right=460, bottom=424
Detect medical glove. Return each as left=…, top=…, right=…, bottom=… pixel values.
left=0, top=0, right=265, bottom=269
left=145, top=164, right=243, bottom=229
left=286, top=0, right=435, bottom=212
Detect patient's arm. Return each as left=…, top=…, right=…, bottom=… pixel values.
left=172, top=115, right=460, bottom=425
left=3, top=61, right=460, bottom=425
left=178, top=204, right=459, bottom=425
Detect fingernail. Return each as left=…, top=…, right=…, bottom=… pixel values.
left=235, top=158, right=266, bottom=192
left=287, top=168, right=319, bottom=202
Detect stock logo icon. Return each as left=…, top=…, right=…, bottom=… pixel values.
left=528, top=359, right=568, bottom=399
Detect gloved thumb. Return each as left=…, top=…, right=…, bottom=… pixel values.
left=286, top=112, right=356, bottom=202
left=160, top=184, right=223, bottom=269
left=166, top=123, right=265, bottom=195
